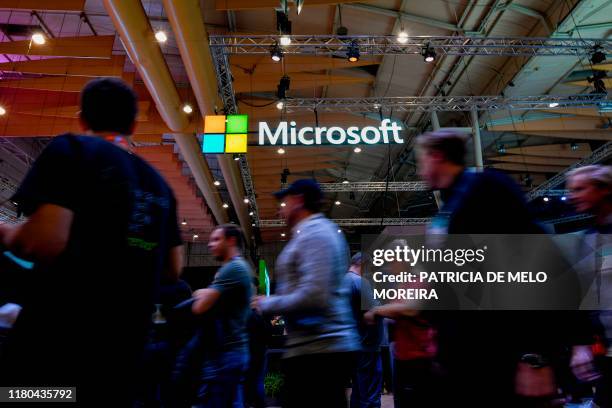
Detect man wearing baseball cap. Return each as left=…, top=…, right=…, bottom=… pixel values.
left=252, top=179, right=359, bottom=408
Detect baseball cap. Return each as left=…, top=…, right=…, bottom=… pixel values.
left=273, top=178, right=323, bottom=202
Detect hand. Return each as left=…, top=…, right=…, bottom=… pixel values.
left=192, top=289, right=206, bottom=299
left=364, top=309, right=377, bottom=325
left=570, top=345, right=600, bottom=383
left=251, top=295, right=265, bottom=313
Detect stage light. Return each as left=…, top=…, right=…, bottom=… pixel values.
left=233, top=154, right=240, bottom=161
left=543, top=197, right=549, bottom=202
left=270, top=44, right=283, bottom=62
left=155, top=30, right=167, bottom=43
left=249, top=211, right=254, bottom=216
left=335, top=200, right=341, bottom=206
left=181, top=219, right=187, bottom=226
left=244, top=198, right=250, bottom=204
left=570, top=142, right=579, bottom=151
left=278, top=148, right=285, bottom=154
left=252, top=223, right=256, bottom=227
left=0, top=106, right=6, bottom=116
left=347, top=41, right=360, bottom=62
left=31, top=32, right=45, bottom=45
left=548, top=102, right=559, bottom=108
left=276, top=101, right=284, bottom=110
left=342, top=179, right=349, bottom=184
left=182, top=104, right=193, bottom=114
left=193, top=234, right=199, bottom=239
left=337, top=229, right=342, bottom=233
left=281, top=233, right=286, bottom=237
left=421, top=45, right=436, bottom=63
left=280, top=202, right=286, bottom=207
left=591, top=50, right=606, bottom=64
left=280, top=35, right=291, bottom=46
left=277, top=75, right=291, bottom=99
left=223, top=203, right=229, bottom=208
left=373, top=103, right=380, bottom=110
left=561, top=196, right=567, bottom=201
left=397, top=30, right=408, bottom=44
left=214, top=180, right=221, bottom=186
left=354, top=147, right=362, bottom=153
left=497, top=144, right=506, bottom=154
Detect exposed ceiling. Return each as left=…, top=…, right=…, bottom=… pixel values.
left=0, top=0, right=610, bottom=246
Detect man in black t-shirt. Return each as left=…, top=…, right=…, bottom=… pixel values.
left=0, top=78, right=183, bottom=405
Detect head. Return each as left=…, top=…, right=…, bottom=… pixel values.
left=350, top=252, right=363, bottom=274
left=416, top=130, right=467, bottom=189
left=79, top=78, right=138, bottom=136
left=274, top=179, right=323, bottom=227
left=208, top=224, right=244, bottom=262
left=567, top=165, right=612, bottom=215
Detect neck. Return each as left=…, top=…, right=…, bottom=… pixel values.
left=224, top=247, right=240, bottom=263
left=290, top=209, right=314, bottom=228
left=349, top=266, right=361, bottom=275
left=85, top=130, right=133, bottom=151
left=438, top=164, right=464, bottom=190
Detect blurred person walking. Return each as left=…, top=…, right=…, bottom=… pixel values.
left=191, top=224, right=253, bottom=408
left=567, top=165, right=612, bottom=407
left=0, top=78, right=183, bottom=405
left=344, top=252, right=383, bottom=408
left=252, top=179, right=359, bottom=408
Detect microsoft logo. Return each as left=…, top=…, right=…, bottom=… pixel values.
left=202, top=114, right=248, bottom=154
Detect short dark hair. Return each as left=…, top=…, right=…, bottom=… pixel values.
left=216, top=224, right=245, bottom=250
left=350, top=252, right=363, bottom=266
left=416, top=130, right=468, bottom=166
left=80, top=78, right=138, bottom=135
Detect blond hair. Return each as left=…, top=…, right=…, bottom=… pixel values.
left=567, top=165, right=612, bottom=191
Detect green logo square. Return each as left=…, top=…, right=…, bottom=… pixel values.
left=225, top=114, right=248, bottom=134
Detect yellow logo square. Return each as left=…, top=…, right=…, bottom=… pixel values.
left=225, top=134, right=247, bottom=153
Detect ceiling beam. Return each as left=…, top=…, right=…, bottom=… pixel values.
left=216, top=0, right=360, bottom=10
left=0, top=0, right=85, bottom=11
left=487, top=116, right=611, bottom=132
left=499, top=130, right=612, bottom=141
left=504, top=143, right=590, bottom=158
left=487, top=155, right=576, bottom=166
left=0, top=35, right=115, bottom=58
left=234, top=73, right=373, bottom=93
left=490, top=163, right=566, bottom=173
left=231, top=55, right=380, bottom=75
left=0, top=55, right=126, bottom=77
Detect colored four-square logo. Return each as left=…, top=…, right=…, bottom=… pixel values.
left=202, top=114, right=248, bottom=154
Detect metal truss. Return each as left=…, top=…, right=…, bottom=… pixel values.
left=544, top=214, right=593, bottom=225
left=281, top=181, right=429, bottom=192
left=209, top=35, right=612, bottom=57
left=281, top=94, right=608, bottom=113
left=210, top=45, right=260, bottom=225
left=527, top=141, right=612, bottom=201
left=257, top=217, right=432, bottom=228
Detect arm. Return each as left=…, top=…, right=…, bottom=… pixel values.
left=192, top=288, right=221, bottom=315
left=365, top=302, right=417, bottom=324
left=1, top=204, right=73, bottom=264
left=259, top=232, right=333, bottom=315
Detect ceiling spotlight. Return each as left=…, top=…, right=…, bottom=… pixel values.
left=181, top=219, right=187, bottom=226
left=252, top=223, right=256, bottom=227
left=182, top=104, right=193, bottom=114
left=548, top=102, right=559, bottom=108
left=335, top=200, right=341, bottom=206
left=354, top=146, right=362, bottom=153
left=281, top=233, right=286, bottom=237
left=278, top=147, right=285, bottom=154
left=570, top=142, right=579, bottom=151
left=276, top=100, right=285, bottom=110
left=31, top=32, right=45, bottom=45
left=280, top=202, right=286, bottom=207
left=296, top=229, right=301, bottom=234
left=155, top=30, right=168, bottom=43
left=397, top=30, right=408, bottom=44
left=213, top=180, right=221, bottom=186
left=280, top=35, right=291, bottom=46
left=0, top=106, right=6, bottom=116
left=277, top=75, right=291, bottom=99
left=270, top=43, right=283, bottom=62
left=281, top=168, right=290, bottom=184
left=373, top=103, right=380, bottom=110
left=497, top=144, right=506, bottom=154
left=347, top=40, right=360, bottom=63
left=233, top=154, right=241, bottom=161
left=421, top=45, right=436, bottom=63
left=337, top=229, right=342, bottom=234
left=523, top=174, right=533, bottom=188
left=249, top=211, right=254, bottom=216
left=342, top=179, right=349, bottom=184
left=193, top=234, right=199, bottom=239
left=243, top=198, right=250, bottom=204
left=543, top=196, right=549, bottom=202
left=223, top=203, right=229, bottom=208
left=561, top=196, right=567, bottom=201
left=591, top=50, right=606, bottom=65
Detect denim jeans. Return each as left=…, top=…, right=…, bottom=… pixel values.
left=197, top=349, right=249, bottom=408
left=350, top=351, right=383, bottom=408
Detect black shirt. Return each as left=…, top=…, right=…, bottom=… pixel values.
left=2, top=134, right=181, bottom=395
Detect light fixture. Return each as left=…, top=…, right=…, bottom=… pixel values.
left=570, top=142, right=579, bottom=151
left=337, top=229, right=342, bottom=233
left=354, top=147, right=362, bottom=153
left=182, top=104, right=193, bottom=114
left=497, top=144, right=506, bottom=154
left=243, top=198, right=250, bottom=204
left=543, top=197, right=549, bottom=202
left=397, top=30, right=408, bottom=44
left=270, top=43, right=283, bottom=62
left=223, top=203, right=229, bottom=208
left=347, top=40, right=360, bottom=63
left=155, top=30, right=167, bottom=43
left=349, top=191, right=356, bottom=200
left=277, top=75, right=290, bottom=99
left=213, top=180, right=221, bottom=186
left=548, top=102, right=559, bottom=108
left=31, top=32, right=45, bottom=45
left=233, top=154, right=241, bottom=161
left=523, top=174, right=533, bottom=188
left=281, top=233, right=286, bottom=237
left=193, top=234, right=199, bottom=239
left=591, top=49, right=606, bottom=65
left=373, top=103, right=380, bottom=110
left=335, top=200, right=341, bottom=206
left=342, top=179, right=349, bottom=184
left=249, top=211, right=254, bottom=216
left=278, top=148, right=285, bottom=154
left=280, top=35, right=291, bottom=46
left=276, top=101, right=284, bottom=110
left=296, top=230, right=301, bottom=234
left=280, top=202, right=286, bottom=207
left=561, top=196, right=567, bottom=201
left=421, top=45, right=436, bottom=63
left=181, top=219, right=187, bottom=226
left=252, top=223, right=256, bottom=227
left=0, top=106, right=6, bottom=116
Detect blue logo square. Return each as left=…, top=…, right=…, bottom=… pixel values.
left=202, top=134, right=225, bottom=153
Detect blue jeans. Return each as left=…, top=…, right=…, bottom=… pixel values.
left=351, top=351, right=382, bottom=408
left=197, top=349, right=249, bottom=408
